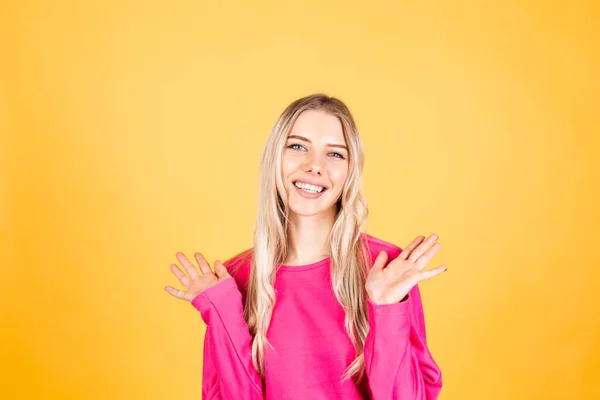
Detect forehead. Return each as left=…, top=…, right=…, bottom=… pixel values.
left=289, top=110, right=345, bottom=143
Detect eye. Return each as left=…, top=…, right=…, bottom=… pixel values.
left=288, top=144, right=306, bottom=151
left=329, top=152, right=345, bottom=159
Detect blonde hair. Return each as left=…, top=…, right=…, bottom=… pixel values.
left=245, top=93, right=372, bottom=388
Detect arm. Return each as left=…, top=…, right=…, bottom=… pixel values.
left=364, top=284, right=442, bottom=399
left=200, top=328, right=222, bottom=399
left=191, top=278, right=264, bottom=400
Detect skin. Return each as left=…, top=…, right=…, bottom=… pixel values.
left=165, top=110, right=447, bottom=304
left=365, top=234, right=447, bottom=304
left=280, top=109, right=349, bottom=266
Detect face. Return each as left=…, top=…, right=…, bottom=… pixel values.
left=281, top=109, right=349, bottom=217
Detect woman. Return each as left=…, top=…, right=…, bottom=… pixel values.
left=165, top=94, right=447, bottom=399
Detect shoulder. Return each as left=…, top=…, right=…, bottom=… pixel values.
left=360, top=232, right=404, bottom=265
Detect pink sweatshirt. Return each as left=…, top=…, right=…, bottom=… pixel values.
left=191, top=233, right=442, bottom=399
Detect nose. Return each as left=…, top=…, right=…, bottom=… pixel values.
left=302, top=153, right=323, bottom=175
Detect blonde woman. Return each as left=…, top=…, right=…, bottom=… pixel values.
left=165, top=94, right=447, bottom=399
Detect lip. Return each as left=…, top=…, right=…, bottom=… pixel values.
left=292, top=180, right=328, bottom=190
left=293, top=184, right=327, bottom=199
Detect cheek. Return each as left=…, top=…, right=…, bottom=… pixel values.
left=329, top=164, right=349, bottom=187
left=281, top=156, right=300, bottom=180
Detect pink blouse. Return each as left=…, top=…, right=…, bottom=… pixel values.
left=191, top=233, right=442, bottom=399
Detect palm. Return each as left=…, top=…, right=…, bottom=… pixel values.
left=366, top=234, right=447, bottom=305
left=366, top=263, right=418, bottom=302
left=164, top=252, right=231, bottom=302
left=186, top=274, right=218, bottom=298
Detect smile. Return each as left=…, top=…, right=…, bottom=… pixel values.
left=292, top=181, right=327, bottom=199
left=293, top=181, right=325, bottom=193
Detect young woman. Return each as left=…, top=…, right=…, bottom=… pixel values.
left=165, top=94, right=447, bottom=399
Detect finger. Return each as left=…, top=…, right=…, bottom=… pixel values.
left=397, top=235, right=425, bottom=260
left=214, top=260, right=231, bottom=279
left=372, top=251, right=388, bottom=270
left=408, top=234, right=439, bottom=262
left=418, top=265, right=448, bottom=281
left=164, top=285, right=188, bottom=300
left=176, top=252, right=200, bottom=279
left=415, top=242, right=441, bottom=270
left=169, top=264, right=191, bottom=287
left=195, top=253, right=213, bottom=275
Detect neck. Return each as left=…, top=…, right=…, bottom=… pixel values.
left=284, top=209, right=336, bottom=266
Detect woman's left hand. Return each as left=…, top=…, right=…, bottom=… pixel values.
left=365, top=234, right=447, bottom=305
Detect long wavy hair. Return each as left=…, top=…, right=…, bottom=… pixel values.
left=244, top=93, right=372, bottom=388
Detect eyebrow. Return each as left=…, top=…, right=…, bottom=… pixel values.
left=287, top=135, right=348, bottom=151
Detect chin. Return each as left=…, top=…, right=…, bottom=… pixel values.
left=288, top=199, right=338, bottom=218
left=289, top=207, right=327, bottom=217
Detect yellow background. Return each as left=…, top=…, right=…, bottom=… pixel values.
left=2, top=1, right=599, bottom=399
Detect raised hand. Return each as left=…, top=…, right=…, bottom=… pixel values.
left=164, top=252, right=232, bottom=302
left=365, top=234, right=447, bottom=305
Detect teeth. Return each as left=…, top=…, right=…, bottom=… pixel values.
left=294, top=181, right=324, bottom=193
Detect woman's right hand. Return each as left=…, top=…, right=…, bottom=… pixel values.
left=164, top=252, right=232, bottom=302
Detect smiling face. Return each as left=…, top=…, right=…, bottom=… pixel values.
left=281, top=109, right=349, bottom=218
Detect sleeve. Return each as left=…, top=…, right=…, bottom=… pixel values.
left=200, top=328, right=221, bottom=399
left=190, top=278, right=265, bottom=400
left=363, top=284, right=443, bottom=399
